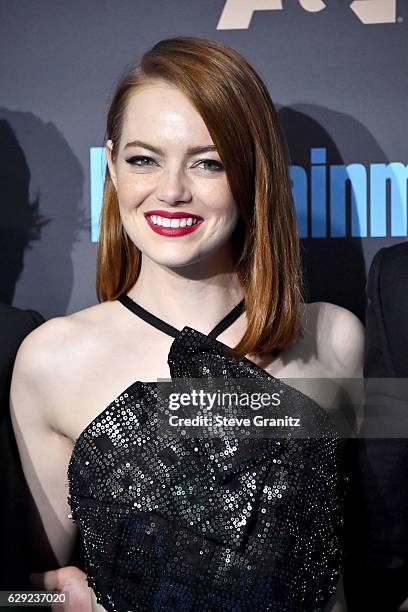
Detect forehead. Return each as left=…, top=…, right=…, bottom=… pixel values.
left=121, top=82, right=213, bottom=145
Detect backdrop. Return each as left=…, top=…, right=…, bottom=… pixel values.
left=1, top=0, right=407, bottom=322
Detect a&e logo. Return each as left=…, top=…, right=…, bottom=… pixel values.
left=217, top=0, right=398, bottom=29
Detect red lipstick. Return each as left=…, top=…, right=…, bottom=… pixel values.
left=144, top=210, right=204, bottom=237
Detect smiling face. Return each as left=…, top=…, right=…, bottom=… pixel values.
left=106, top=80, right=240, bottom=271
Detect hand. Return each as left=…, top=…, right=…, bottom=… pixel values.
left=398, top=594, right=408, bottom=611
left=30, top=566, right=92, bottom=612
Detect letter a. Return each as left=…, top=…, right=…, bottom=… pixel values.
left=217, top=0, right=283, bottom=30
left=350, top=0, right=397, bottom=24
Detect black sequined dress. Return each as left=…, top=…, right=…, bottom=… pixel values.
left=67, top=296, right=346, bottom=612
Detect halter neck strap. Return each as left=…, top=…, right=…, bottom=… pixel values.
left=117, top=294, right=245, bottom=340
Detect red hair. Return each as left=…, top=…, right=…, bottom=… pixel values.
left=96, top=36, right=303, bottom=358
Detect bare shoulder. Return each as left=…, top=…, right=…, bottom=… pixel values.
left=12, top=300, right=118, bottom=400
left=301, top=302, right=364, bottom=377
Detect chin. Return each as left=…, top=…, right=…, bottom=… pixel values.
left=142, top=245, right=220, bottom=269
left=149, top=254, right=205, bottom=269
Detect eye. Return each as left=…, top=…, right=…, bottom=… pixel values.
left=125, top=155, right=157, bottom=167
left=195, top=159, right=224, bottom=172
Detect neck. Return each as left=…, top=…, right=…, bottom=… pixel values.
left=127, top=249, right=245, bottom=332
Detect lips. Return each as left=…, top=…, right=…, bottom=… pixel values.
left=144, top=210, right=203, bottom=220
left=144, top=210, right=204, bottom=237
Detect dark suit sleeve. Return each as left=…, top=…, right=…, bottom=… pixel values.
left=344, top=247, right=408, bottom=612
left=0, top=305, right=45, bottom=590
left=26, top=309, right=45, bottom=328
left=364, top=248, right=395, bottom=378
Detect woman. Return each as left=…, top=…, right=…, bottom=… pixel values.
left=10, top=36, right=363, bottom=611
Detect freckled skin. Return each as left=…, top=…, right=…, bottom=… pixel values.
left=106, top=81, right=240, bottom=274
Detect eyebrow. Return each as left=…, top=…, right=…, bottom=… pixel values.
left=123, top=139, right=218, bottom=156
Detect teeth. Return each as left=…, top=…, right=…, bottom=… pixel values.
left=148, top=215, right=199, bottom=228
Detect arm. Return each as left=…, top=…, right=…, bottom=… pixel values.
left=10, top=322, right=78, bottom=572
left=311, top=302, right=365, bottom=612
left=30, top=566, right=93, bottom=612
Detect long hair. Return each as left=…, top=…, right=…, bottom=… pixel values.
left=97, top=36, right=303, bottom=358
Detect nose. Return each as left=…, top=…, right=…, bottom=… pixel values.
left=155, top=165, right=192, bottom=205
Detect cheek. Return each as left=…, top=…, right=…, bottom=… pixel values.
left=116, top=175, right=148, bottom=211
left=217, top=194, right=240, bottom=226
left=202, top=182, right=238, bottom=219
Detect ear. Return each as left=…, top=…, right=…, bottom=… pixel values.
left=106, top=140, right=118, bottom=191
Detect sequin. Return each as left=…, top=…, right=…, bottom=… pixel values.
left=67, top=298, right=346, bottom=612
